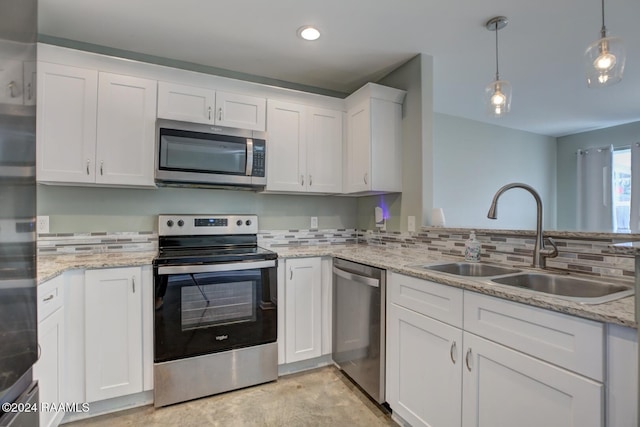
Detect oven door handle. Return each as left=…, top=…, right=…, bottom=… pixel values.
left=157, top=259, right=276, bottom=275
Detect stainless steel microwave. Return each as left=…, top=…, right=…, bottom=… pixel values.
left=155, top=120, right=267, bottom=189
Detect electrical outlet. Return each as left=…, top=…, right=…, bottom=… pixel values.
left=310, top=216, right=318, bottom=229
left=37, top=216, right=50, bottom=234
left=408, top=216, right=416, bottom=232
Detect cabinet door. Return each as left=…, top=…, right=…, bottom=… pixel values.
left=36, top=62, right=97, bottom=183
left=306, top=107, right=343, bottom=194
left=266, top=99, right=306, bottom=192
left=345, top=99, right=371, bottom=193
left=85, top=267, right=143, bottom=402
left=462, top=332, right=603, bottom=427
left=387, top=303, right=462, bottom=427
left=157, top=81, right=214, bottom=124
left=215, top=91, right=266, bottom=131
left=285, top=258, right=322, bottom=363
left=34, top=308, right=65, bottom=427
left=96, top=73, right=157, bottom=186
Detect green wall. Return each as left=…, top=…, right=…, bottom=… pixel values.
left=432, top=113, right=558, bottom=230
left=37, top=185, right=358, bottom=232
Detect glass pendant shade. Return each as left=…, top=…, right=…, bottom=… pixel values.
left=484, top=79, right=512, bottom=117
left=584, top=35, right=626, bottom=87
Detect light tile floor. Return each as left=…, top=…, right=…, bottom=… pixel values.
left=67, top=366, right=396, bottom=426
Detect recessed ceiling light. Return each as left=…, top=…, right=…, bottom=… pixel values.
left=298, top=26, right=321, bottom=41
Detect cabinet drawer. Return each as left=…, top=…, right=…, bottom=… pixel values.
left=38, top=275, right=64, bottom=322
left=464, top=291, right=604, bottom=381
left=388, top=272, right=463, bottom=328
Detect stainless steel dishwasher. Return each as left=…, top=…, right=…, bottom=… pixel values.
left=332, top=258, right=386, bottom=404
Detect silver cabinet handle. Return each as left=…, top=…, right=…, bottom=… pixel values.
left=43, top=294, right=54, bottom=302
left=218, top=107, right=223, bottom=121
left=27, top=82, right=32, bottom=100
left=450, top=341, right=457, bottom=364
left=100, top=161, right=104, bottom=176
left=465, top=348, right=472, bottom=371
left=301, top=175, right=304, bottom=186
left=86, top=159, right=90, bottom=175
left=7, top=81, right=15, bottom=98
left=208, top=106, right=212, bottom=120
left=309, top=175, right=313, bottom=186
left=132, top=276, right=136, bottom=293
left=364, top=173, right=368, bottom=185
left=289, top=267, right=293, bottom=280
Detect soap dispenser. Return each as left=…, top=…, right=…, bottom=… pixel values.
left=464, top=231, right=481, bottom=262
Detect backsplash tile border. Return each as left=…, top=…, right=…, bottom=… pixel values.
left=38, top=231, right=158, bottom=255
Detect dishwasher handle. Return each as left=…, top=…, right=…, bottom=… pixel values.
left=333, top=266, right=380, bottom=288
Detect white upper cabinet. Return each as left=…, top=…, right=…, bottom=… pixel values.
left=266, top=99, right=342, bottom=193
left=157, top=81, right=266, bottom=131
left=157, top=81, right=214, bottom=124
left=96, top=72, right=157, bottom=186
left=344, top=83, right=405, bottom=195
left=37, top=62, right=98, bottom=183
left=215, top=90, right=266, bottom=131
left=37, top=62, right=156, bottom=187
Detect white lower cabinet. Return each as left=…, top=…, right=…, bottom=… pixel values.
left=284, top=257, right=322, bottom=363
left=606, top=324, right=638, bottom=427
left=84, top=267, right=143, bottom=402
left=387, top=303, right=462, bottom=427
left=386, top=272, right=605, bottom=427
left=462, top=332, right=603, bottom=427
left=278, top=257, right=332, bottom=365
left=34, top=275, right=66, bottom=427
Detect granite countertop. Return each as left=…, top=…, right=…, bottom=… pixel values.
left=275, top=245, right=636, bottom=328
left=36, top=245, right=636, bottom=329
left=37, top=251, right=158, bottom=284
left=610, top=241, right=640, bottom=256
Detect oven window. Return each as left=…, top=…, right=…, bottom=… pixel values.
left=159, top=133, right=246, bottom=175
left=154, top=266, right=277, bottom=363
left=181, top=279, right=256, bottom=330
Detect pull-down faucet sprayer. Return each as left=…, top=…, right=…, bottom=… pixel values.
left=487, top=182, right=558, bottom=269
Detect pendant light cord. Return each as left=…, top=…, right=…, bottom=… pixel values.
left=600, top=0, right=607, bottom=38
left=495, top=21, right=500, bottom=81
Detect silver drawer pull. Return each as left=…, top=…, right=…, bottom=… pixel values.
left=466, top=348, right=472, bottom=371
left=450, top=341, right=457, bottom=364
left=43, top=294, right=54, bottom=302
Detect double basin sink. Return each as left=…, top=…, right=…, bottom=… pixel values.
left=409, top=262, right=634, bottom=304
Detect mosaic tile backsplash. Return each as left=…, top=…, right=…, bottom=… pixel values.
left=37, top=227, right=636, bottom=280
left=37, top=231, right=157, bottom=255
left=359, top=228, right=636, bottom=279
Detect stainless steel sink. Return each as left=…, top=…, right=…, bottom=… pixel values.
left=415, top=262, right=521, bottom=277
left=491, top=273, right=634, bottom=304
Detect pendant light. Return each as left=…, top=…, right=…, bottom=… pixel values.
left=584, top=0, right=625, bottom=87
left=484, top=16, right=511, bottom=118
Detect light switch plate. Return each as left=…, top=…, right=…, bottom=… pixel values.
left=408, top=216, right=416, bottom=232
left=37, top=216, right=50, bottom=234
left=310, top=216, right=318, bottom=229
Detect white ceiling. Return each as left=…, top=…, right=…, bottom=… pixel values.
left=38, top=0, right=640, bottom=137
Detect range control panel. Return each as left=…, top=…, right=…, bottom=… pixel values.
left=158, top=214, right=258, bottom=236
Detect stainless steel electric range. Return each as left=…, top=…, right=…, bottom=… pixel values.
left=153, top=214, right=278, bottom=407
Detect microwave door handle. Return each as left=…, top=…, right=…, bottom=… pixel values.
left=245, top=138, right=254, bottom=176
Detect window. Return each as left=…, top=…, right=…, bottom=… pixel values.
left=613, top=148, right=631, bottom=232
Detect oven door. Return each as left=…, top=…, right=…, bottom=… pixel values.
left=154, top=259, right=277, bottom=363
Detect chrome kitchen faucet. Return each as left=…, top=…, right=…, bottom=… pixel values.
left=487, top=182, right=558, bottom=269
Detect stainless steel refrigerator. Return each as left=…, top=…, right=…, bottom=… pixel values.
left=0, top=0, right=39, bottom=425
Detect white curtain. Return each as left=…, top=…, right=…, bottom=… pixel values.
left=576, top=145, right=614, bottom=231
left=629, top=143, right=640, bottom=232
